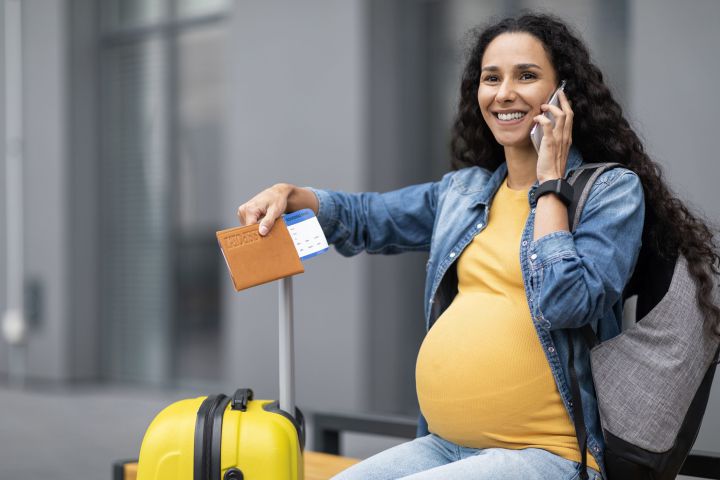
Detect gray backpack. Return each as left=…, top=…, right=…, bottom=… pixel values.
left=566, top=163, right=720, bottom=480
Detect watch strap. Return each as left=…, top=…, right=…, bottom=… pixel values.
left=535, top=178, right=574, bottom=206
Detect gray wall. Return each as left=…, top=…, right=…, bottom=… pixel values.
left=629, top=0, right=719, bottom=222
left=66, top=0, right=100, bottom=380
left=21, top=0, right=70, bottom=380
left=0, top=0, right=74, bottom=380
left=364, top=0, right=437, bottom=415
left=629, top=0, right=720, bottom=452
left=0, top=3, right=6, bottom=366
left=0, top=0, right=101, bottom=382
left=223, top=0, right=371, bottom=412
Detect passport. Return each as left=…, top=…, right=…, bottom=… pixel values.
left=216, top=219, right=304, bottom=291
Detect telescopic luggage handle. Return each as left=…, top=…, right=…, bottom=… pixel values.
left=279, top=276, right=296, bottom=416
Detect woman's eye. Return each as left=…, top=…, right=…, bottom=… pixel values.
left=483, top=75, right=499, bottom=83
left=520, top=72, right=537, bottom=80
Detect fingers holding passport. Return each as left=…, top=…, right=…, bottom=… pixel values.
left=237, top=183, right=291, bottom=236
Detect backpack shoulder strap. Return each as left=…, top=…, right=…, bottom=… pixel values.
left=564, top=162, right=623, bottom=346
left=566, top=162, right=622, bottom=232
left=563, top=162, right=623, bottom=478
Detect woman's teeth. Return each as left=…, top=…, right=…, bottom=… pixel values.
left=497, top=112, right=526, bottom=121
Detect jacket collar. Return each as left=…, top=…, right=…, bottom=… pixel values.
left=469, top=146, right=584, bottom=208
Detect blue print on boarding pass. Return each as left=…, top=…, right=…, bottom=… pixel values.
left=283, top=208, right=329, bottom=261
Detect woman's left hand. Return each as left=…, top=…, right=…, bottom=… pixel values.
left=533, top=90, right=573, bottom=182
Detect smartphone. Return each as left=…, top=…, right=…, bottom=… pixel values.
left=530, top=80, right=567, bottom=152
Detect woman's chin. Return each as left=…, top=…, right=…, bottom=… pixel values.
left=496, top=136, right=534, bottom=151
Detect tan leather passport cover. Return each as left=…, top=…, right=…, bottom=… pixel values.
left=216, top=221, right=304, bottom=291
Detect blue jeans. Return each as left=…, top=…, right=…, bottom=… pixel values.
left=330, top=434, right=602, bottom=480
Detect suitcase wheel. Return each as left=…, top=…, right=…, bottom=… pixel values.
left=224, top=467, right=244, bottom=480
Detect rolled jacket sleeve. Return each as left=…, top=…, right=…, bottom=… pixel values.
left=529, top=170, right=645, bottom=331
left=308, top=181, right=440, bottom=257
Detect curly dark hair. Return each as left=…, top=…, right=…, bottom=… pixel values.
left=450, top=13, right=720, bottom=334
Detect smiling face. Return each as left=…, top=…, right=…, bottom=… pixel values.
left=478, top=32, right=558, bottom=151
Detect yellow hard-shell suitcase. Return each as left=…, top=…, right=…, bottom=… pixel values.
left=137, top=278, right=304, bottom=480
left=136, top=388, right=304, bottom=480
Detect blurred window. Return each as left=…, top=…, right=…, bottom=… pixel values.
left=178, top=0, right=230, bottom=19
left=173, top=26, right=228, bottom=386
left=99, top=0, right=229, bottom=386
left=102, top=0, right=167, bottom=31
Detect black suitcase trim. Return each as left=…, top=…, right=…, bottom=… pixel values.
left=194, top=394, right=231, bottom=480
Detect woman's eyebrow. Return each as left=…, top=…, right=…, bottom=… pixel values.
left=481, top=63, right=542, bottom=72
left=515, top=63, right=541, bottom=70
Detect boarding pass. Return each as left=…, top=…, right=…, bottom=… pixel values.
left=283, top=208, right=329, bottom=261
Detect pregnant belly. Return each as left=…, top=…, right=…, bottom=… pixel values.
left=415, top=292, right=568, bottom=447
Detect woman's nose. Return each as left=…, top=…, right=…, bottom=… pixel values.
left=496, top=80, right=517, bottom=102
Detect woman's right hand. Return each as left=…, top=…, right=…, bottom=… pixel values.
left=237, top=183, right=319, bottom=236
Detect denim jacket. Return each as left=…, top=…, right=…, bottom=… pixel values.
left=310, top=147, right=645, bottom=476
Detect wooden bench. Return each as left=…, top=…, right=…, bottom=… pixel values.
left=114, top=451, right=359, bottom=480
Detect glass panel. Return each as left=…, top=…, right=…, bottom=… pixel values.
left=177, top=0, right=230, bottom=18
left=102, top=0, right=168, bottom=31
left=100, top=38, right=172, bottom=383
left=172, top=25, right=228, bottom=383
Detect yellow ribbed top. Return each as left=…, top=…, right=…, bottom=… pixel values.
left=415, top=178, right=599, bottom=471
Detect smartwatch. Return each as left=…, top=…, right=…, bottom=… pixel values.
left=535, top=178, right=574, bottom=206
